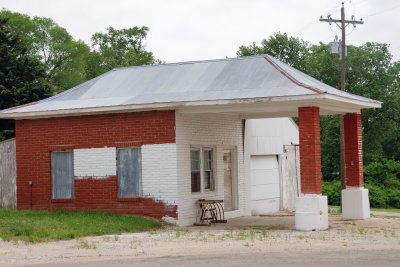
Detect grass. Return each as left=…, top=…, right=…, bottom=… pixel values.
left=329, top=205, right=400, bottom=215
left=76, top=239, right=97, bottom=249
left=328, top=206, right=341, bottom=215
left=0, top=209, right=161, bottom=243
left=371, top=207, right=400, bottom=213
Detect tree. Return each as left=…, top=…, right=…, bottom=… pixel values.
left=346, top=43, right=400, bottom=163
left=88, top=26, right=159, bottom=78
left=237, top=32, right=311, bottom=72
left=0, top=10, right=162, bottom=90
left=0, top=9, right=90, bottom=92
left=0, top=18, right=51, bottom=140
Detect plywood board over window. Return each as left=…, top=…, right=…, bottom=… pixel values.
left=0, top=139, right=16, bottom=208
left=51, top=151, right=74, bottom=199
left=117, top=148, right=142, bottom=197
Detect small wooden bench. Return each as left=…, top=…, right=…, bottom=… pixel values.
left=194, top=199, right=227, bottom=226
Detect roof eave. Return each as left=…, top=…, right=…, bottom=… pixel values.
left=0, top=93, right=382, bottom=120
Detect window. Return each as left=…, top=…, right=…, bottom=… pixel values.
left=203, top=149, right=214, bottom=190
left=117, top=148, right=142, bottom=197
left=51, top=151, right=74, bottom=199
left=191, top=149, right=201, bottom=192
left=190, top=147, right=215, bottom=193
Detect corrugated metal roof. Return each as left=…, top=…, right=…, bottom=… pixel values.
left=0, top=55, right=380, bottom=116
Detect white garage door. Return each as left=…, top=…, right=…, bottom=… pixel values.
left=250, top=155, right=280, bottom=215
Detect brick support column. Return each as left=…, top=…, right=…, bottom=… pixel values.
left=343, top=113, right=364, bottom=187
left=298, top=106, right=322, bottom=194
left=341, top=112, right=370, bottom=220
left=296, top=106, right=327, bottom=231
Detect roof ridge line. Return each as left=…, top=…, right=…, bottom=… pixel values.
left=264, top=56, right=323, bottom=94
left=113, top=54, right=270, bottom=71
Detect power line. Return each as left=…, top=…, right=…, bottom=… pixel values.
left=363, top=2, right=400, bottom=18
left=295, top=2, right=343, bottom=35
left=351, top=0, right=371, bottom=8
left=295, top=0, right=368, bottom=36
left=346, top=26, right=356, bottom=37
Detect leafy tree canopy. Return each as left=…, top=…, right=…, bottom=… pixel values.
left=0, top=9, right=90, bottom=92
left=238, top=32, right=311, bottom=72
left=0, top=9, right=161, bottom=92
left=87, top=26, right=160, bottom=78
left=0, top=18, right=51, bottom=139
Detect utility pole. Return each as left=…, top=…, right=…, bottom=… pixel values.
left=320, top=2, right=364, bottom=190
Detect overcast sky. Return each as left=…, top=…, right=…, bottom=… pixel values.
left=1, top=0, right=400, bottom=62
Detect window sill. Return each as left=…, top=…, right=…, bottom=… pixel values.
left=117, top=197, right=143, bottom=202
left=191, top=191, right=216, bottom=196
left=51, top=198, right=74, bottom=203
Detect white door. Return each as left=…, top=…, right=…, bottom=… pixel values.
left=281, top=144, right=300, bottom=211
left=250, top=155, right=280, bottom=215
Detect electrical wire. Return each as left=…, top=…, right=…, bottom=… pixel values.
left=363, top=2, right=400, bottom=18
left=329, top=24, right=339, bottom=36
left=346, top=26, right=356, bottom=37
left=351, top=0, right=371, bottom=8
left=295, top=2, right=342, bottom=35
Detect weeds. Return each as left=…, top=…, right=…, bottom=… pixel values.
left=130, top=239, right=142, bottom=249
left=175, top=229, right=189, bottom=238
left=77, top=239, right=97, bottom=249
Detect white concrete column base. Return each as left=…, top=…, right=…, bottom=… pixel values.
left=341, top=187, right=370, bottom=220
left=295, top=195, right=328, bottom=231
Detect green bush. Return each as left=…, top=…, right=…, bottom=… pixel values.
left=364, top=160, right=400, bottom=188
left=364, top=160, right=400, bottom=208
left=387, top=190, right=400, bottom=208
left=322, top=179, right=341, bottom=206
left=322, top=160, right=400, bottom=209
left=365, top=182, right=389, bottom=208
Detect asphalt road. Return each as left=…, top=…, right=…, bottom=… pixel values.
left=31, top=249, right=400, bottom=267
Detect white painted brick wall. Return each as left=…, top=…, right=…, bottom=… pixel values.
left=142, top=143, right=178, bottom=206
left=74, top=147, right=116, bottom=178
left=176, top=113, right=247, bottom=226
left=247, top=118, right=299, bottom=155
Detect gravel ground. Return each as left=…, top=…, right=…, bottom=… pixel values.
left=0, top=215, right=399, bottom=267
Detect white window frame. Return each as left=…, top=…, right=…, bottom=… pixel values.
left=190, top=146, right=216, bottom=194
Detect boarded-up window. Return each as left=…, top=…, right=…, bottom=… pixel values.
left=118, top=148, right=142, bottom=197
left=191, top=149, right=201, bottom=192
left=51, top=151, right=74, bottom=199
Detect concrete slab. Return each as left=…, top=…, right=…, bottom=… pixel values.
left=184, top=213, right=356, bottom=231
left=186, top=212, right=295, bottom=230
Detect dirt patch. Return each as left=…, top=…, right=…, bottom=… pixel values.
left=0, top=216, right=399, bottom=266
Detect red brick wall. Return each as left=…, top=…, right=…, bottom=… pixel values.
left=15, top=110, right=177, bottom=219
left=344, top=113, right=364, bottom=187
left=298, top=106, right=322, bottom=194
